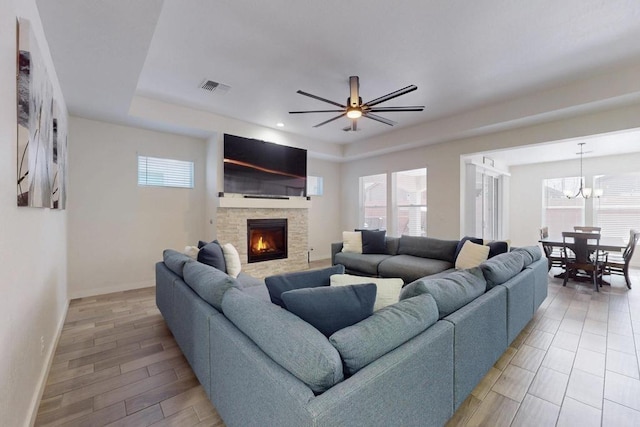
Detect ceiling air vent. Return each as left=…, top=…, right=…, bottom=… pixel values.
left=199, top=79, right=230, bottom=94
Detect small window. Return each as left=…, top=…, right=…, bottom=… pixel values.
left=137, top=156, right=194, bottom=188
left=307, top=176, right=324, bottom=196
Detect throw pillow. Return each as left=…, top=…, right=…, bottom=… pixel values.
left=342, top=231, right=363, bottom=253
left=183, top=245, right=200, bottom=259
left=455, top=240, right=490, bottom=269
left=221, top=243, right=242, bottom=278
left=329, top=293, right=439, bottom=375
left=264, top=264, right=345, bottom=308
left=330, top=274, right=403, bottom=311
left=454, top=236, right=483, bottom=261
left=361, top=229, right=387, bottom=254
left=281, top=283, right=376, bottom=337
left=487, top=241, right=509, bottom=258
left=197, top=240, right=227, bottom=272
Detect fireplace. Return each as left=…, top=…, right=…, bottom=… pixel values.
left=247, top=218, right=288, bottom=263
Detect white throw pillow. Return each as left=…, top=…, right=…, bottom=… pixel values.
left=330, top=274, right=404, bottom=311
left=222, top=243, right=242, bottom=278
left=342, top=231, right=363, bottom=254
left=455, top=240, right=490, bottom=270
left=183, top=245, right=200, bottom=259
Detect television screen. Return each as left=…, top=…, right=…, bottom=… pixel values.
left=223, top=134, right=307, bottom=197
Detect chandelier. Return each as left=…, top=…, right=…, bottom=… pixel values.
left=563, top=142, right=603, bottom=199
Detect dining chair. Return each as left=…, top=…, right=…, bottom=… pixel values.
left=604, top=229, right=640, bottom=289
left=540, top=227, right=563, bottom=271
left=562, top=231, right=605, bottom=292
left=574, top=226, right=602, bottom=232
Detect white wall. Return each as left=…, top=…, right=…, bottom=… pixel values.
left=307, top=158, right=342, bottom=260
left=509, top=152, right=640, bottom=248
left=341, top=102, right=640, bottom=241
left=67, top=117, right=207, bottom=298
left=0, top=0, right=69, bottom=425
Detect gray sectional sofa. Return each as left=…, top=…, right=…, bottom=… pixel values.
left=156, top=242, right=548, bottom=427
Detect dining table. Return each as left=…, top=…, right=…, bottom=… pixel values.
left=538, top=235, right=627, bottom=285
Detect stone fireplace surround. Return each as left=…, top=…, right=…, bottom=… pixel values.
left=216, top=206, right=308, bottom=278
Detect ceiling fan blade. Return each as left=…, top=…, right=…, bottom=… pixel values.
left=296, top=90, right=346, bottom=108
left=313, top=113, right=347, bottom=128
left=362, top=112, right=396, bottom=126
left=367, top=106, right=425, bottom=112
left=289, top=109, right=345, bottom=114
left=349, top=76, right=360, bottom=107
left=364, top=85, right=418, bottom=107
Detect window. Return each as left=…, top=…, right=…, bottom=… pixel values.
left=137, top=156, right=194, bottom=188
left=594, top=173, right=640, bottom=240
left=392, top=168, right=427, bottom=236
left=360, top=173, right=387, bottom=230
left=307, top=175, right=324, bottom=196
left=542, top=177, right=585, bottom=235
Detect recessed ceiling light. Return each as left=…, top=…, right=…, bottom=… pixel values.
left=276, top=122, right=284, bottom=127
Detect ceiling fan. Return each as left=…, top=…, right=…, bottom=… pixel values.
left=289, top=76, right=424, bottom=131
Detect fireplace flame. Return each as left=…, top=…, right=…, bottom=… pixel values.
left=256, top=236, right=269, bottom=251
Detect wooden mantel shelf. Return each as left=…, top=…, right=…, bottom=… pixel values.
left=217, top=195, right=311, bottom=209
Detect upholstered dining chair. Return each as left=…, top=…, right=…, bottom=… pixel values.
left=540, top=227, right=563, bottom=271
left=604, top=229, right=640, bottom=289
left=562, top=231, right=605, bottom=292
left=574, top=226, right=602, bottom=232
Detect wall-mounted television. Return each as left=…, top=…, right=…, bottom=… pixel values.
left=223, top=134, right=307, bottom=197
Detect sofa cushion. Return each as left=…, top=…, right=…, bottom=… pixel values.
left=333, top=252, right=391, bottom=276
left=330, top=274, right=404, bottom=311
left=454, top=236, right=483, bottom=261
left=197, top=240, right=227, bottom=272
left=183, top=261, right=239, bottom=311
left=378, top=255, right=453, bottom=284
left=511, top=246, right=542, bottom=266
left=342, top=231, right=363, bottom=253
left=455, top=240, right=490, bottom=270
left=281, top=283, right=376, bottom=337
left=397, top=235, right=459, bottom=263
left=265, top=264, right=345, bottom=308
left=329, top=293, right=439, bottom=375
left=361, top=230, right=387, bottom=254
left=163, top=249, right=193, bottom=278
left=480, top=251, right=525, bottom=289
left=399, top=267, right=487, bottom=319
left=222, top=288, right=344, bottom=394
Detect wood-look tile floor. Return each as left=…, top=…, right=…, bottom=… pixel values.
left=36, top=267, right=640, bottom=426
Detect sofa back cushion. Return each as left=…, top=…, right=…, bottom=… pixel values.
left=281, top=283, right=376, bottom=337
left=399, top=267, right=487, bottom=319
left=222, top=288, right=344, bottom=394
left=511, top=246, right=542, bottom=267
left=265, top=264, right=345, bottom=308
left=397, top=235, right=459, bottom=263
left=163, top=249, right=194, bottom=278
left=480, top=251, right=525, bottom=289
left=329, top=293, right=439, bottom=375
left=183, top=261, right=239, bottom=311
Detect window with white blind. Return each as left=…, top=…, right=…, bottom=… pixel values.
left=392, top=168, right=427, bottom=236
left=542, top=177, right=585, bottom=236
left=593, top=172, right=640, bottom=241
left=360, top=173, right=387, bottom=230
left=137, top=156, right=194, bottom=188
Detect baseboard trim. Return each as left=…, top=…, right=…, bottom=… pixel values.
left=28, top=299, right=69, bottom=427
left=69, top=280, right=155, bottom=300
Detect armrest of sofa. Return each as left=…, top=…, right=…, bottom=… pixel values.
left=331, top=242, right=344, bottom=265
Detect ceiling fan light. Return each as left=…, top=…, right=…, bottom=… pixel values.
left=346, top=108, right=362, bottom=119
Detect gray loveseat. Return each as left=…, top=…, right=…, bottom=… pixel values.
left=156, top=245, right=547, bottom=427
left=332, top=235, right=461, bottom=283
